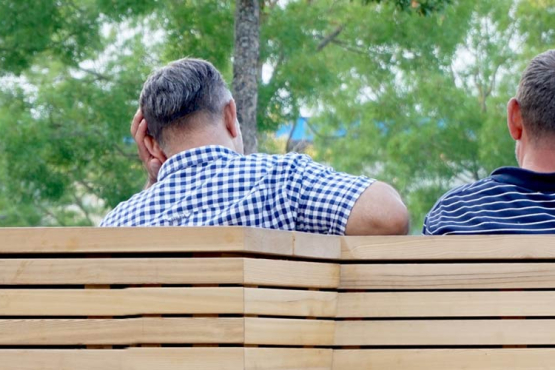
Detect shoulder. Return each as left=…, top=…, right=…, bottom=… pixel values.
left=423, top=177, right=497, bottom=234
left=99, top=188, right=154, bottom=226
left=243, top=152, right=319, bottom=178
left=434, top=177, right=498, bottom=209
left=246, top=152, right=313, bottom=165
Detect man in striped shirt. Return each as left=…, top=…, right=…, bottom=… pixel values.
left=424, top=50, right=555, bottom=235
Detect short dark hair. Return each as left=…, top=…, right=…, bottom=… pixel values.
left=517, top=50, right=555, bottom=140
left=139, top=58, right=231, bottom=146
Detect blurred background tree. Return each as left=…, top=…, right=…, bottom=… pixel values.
left=0, top=0, right=553, bottom=231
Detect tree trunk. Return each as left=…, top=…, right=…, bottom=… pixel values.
left=232, top=0, right=260, bottom=154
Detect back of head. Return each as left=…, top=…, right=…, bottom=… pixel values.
left=140, top=58, right=231, bottom=148
left=516, top=50, right=555, bottom=142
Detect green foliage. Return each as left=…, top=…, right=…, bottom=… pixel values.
left=0, top=0, right=551, bottom=230
left=359, top=0, right=452, bottom=15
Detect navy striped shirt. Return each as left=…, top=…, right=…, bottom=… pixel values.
left=423, top=167, right=555, bottom=235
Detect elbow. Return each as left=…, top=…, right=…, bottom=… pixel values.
left=368, top=181, right=410, bottom=235
left=378, top=200, right=410, bottom=235
left=345, top=181, right=410, bottom=236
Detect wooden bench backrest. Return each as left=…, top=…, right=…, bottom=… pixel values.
left=0, top=227, right=554, bottom=369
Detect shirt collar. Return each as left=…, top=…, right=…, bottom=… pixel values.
left=491, top=166, right=555, bottom=192
left=158, top=145, right=240, bottom=181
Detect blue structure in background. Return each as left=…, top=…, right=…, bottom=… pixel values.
left=276, top=117, right=314, bottom=141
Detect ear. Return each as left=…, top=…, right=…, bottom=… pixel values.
left=223, top=99, right=239, bottom=138
left=507, top=97, right=524, bottom=141
left=144, top=135, right=167, bottom=163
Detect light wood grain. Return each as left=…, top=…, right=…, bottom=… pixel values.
left=0, top=348, right=244, bottom=370
left=334, top=320, right=555, bottom=346
left=340, top=263, right=555, bottom=290
left=332, top=349, right=555, bottom=370
left=0, top=227, right=295, bottom=256
left=341, top=235, right=555, bottom=260
left=245, top=318, right=335, bottom=346
left=6, top=228, right=555, bottom=261
left=243, top=227, right=293, bottom=256
left=244, top=259, right=340, bottom=288
left=293, top=232, right=341, bottom=259
left=0, top=258, right=243, bottom=285
left=0, top=318, right=243, bottom=345
left=3, top=348, right=555, bottom=370
left=0, top=288, right=244, bottom=316
left=337, top=291, right=555, bottom=317
left=245, top=288, right=337, bottom=317
left=245, top=348, right=333, bottom=370
left=0, top=258, right=340, bottom=287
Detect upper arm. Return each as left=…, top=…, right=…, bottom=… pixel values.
left=344, top=181, right=410, bottom=235
left=292, top=157, right=372, bottom=235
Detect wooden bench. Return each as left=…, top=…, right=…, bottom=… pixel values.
left=1, top=227, right=555, bottom=369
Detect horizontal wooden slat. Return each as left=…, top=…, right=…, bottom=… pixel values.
left=337, top=291, right=555, bottom=317
left=12, top=288, right=555, bottom=319
left=0, top=348, right=244, bottom=370
left=0, top=348, right=334, bottom=370
left=0, top=258, right=244, bottom=285
left=341, top=235, right=555, bottom=260
left=245, top=288, right=337, bottom=317
left=244, top=259, right=339, bottom=288
left=6, top=228, right=555, bottom=261
left=245, top=348, right=332, bottom=369
left=332, top=349, right=555, bottom=370
left=0, top=288, right=243, bottom=316
left=334, top=320, right=555, bottom=346
left=0, top=318, right=243, bottom=345
left=245, top=318, right=335, bottom=346
left=340, top=263, right=555, bottom=290
left=0, top=258, right=339, bottom=287
left=3, top=348, right=555, bottom=370
left=293, top=232, right=341, bottom=259
left=11, top=288, right=553, bottom=318
left=0, top=227, right=294, bottom=256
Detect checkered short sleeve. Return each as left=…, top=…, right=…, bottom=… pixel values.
left=291, top=156, right=373, bottom=235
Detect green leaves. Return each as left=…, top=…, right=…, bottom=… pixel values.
left=358, top=0, right=452, bottom=16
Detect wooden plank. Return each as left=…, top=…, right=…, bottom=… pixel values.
left=337, top=291, right=555, bottom=318
left=341, top=235, right=555, bottom=260
left=340, top=263, right=555, bottom=290
left=244, top=259, right=340, bottom=288
left=0, top=318, right=243, bottom=345
left=245, top=318, right=335, bottom=346
left=245, top=348, right=333, bottom=370
left=243, top=227, right=293, bottom=256
left=0, top=258, right=243, bottom=285
left=0, top=227, right=293, bottom=256
left=334, top=320, right=555, bottom=346
left=0, top=288, right=243, bottom=316
left=0, top=348, right=244, bottom=370
left=293, top=232, right=341, bottom=259
left=332, top=349, right=555, bottom=370
left=245, top=288, right=337, bottom=317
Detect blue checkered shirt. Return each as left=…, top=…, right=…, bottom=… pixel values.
left=100, top=145, right=372, bottom=235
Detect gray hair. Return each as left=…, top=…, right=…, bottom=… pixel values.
left=139, top=58, right=231, bottom=146
left=516, top=50, right=555, bottom=140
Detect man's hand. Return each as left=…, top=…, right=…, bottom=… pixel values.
left=131, top=110, right=162, bottom=189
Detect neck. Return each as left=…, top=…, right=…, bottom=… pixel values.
left=163, top=130, right=236, bottom=158
left=520, top=147, right=555, bottom=173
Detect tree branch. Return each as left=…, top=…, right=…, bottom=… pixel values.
left=317, top=24, right=346, bottom=52
left=75, top=66, right=111, bottom=81
left=285, top=119, right=299, bottom=152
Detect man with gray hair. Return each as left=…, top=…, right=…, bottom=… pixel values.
left=101, top=58, right=409, bottom=235
left=424, top=50, right=555, bottom=234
